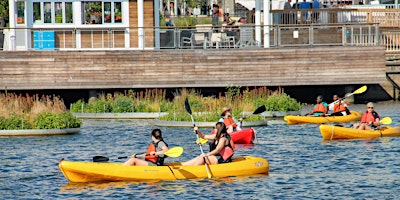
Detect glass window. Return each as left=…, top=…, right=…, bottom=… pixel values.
left=17, top=1, right=25, bottom=24
left=83, top=2, right=102, bottom=24
left=33, top=2, right=41, bottom=22
left=65, top=2, right=73, bottom=23
left=44, top=2, right=52, bottom=23
left=104, top=2, right=111, bottom=23
left=55, top=2, right=63, bottom=23
left=114, top=2, right=121, bottom=23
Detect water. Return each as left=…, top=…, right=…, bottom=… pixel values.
left=1, top=103, right=400, bottom=199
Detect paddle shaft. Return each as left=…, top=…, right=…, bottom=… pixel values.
left=331, top=85, right=367, bottom=105
left=185, top=98, right=213, bottom=178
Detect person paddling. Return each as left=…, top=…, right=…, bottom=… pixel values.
left=219, top=107, right=242, bottom=133
left=329, top=94, right=351, bottom=116
left=352, top=102, right=381, bottom=130
left=182, top=122, right=235, bottom=166
left=123, top=129, right=169, bottom=166
left=306, top=95, right=328, bottom=116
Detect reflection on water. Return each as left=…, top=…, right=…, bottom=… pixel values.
left=1, top=103, right=400, bottom=199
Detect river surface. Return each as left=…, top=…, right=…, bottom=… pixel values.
left=1, top=103, right=400, bottom=199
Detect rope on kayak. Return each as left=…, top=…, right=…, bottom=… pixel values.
left=330, top=126, right=334, bottom=140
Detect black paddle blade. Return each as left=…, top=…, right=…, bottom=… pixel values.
left=184, top=98, right=192, bottom=115
left=253, top=105, right=266, bottom=115
left=93, top=156, right=109, bottom=162
left=118, top=156, right=128, bottom=159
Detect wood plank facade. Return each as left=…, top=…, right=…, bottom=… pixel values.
left=0, top=46, right=386, bottom=90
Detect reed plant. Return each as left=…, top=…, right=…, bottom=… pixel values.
left=71, top=89, right=171, bottom=113
left=70, top=87, right=302, bottom=122
left=161, top=86, right=303, bottom=122
left=0, top=93, right=81, bottom=130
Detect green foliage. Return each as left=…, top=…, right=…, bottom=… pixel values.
left=0, top=0, right=9, bottom=19
left=0, top=115, right=32, bottom=130
left=112, top=97, right=134, bottom=113
left=263, top=93, right=303, bottom=112
left=160, top=87, right=302, bottom=122
left=173, top=16, right=198, bottom=27
left=34, top=112, right=82, bottom=129
left=92, top=100, right=112, bottom=113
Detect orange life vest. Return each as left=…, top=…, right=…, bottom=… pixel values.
left=313, top=103, right=326, bottom=113
left=223, top=117, right=237, bottom=128
left=361, top=111, right=380, bottom=123
left=333, top=103, right=347, bottom=112
left=145, top=143, right=158, bottom=163
left=144, top=141, right=168, bottom=166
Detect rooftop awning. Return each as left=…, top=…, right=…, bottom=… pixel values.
left=235, top=0, right=264, bottom=10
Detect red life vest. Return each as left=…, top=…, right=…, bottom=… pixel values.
left=210, top=134, right=235, bottom=161
left=223, top=117, right=237, bottom=128
left=144, top=141, right=168, bottom=166
left=313, top=103, right=326, bottom=113
left=361, top=111, right=380, bottom=123
left=333, top=103, right=347, bottom=112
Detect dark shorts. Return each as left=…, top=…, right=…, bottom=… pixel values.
left=218, top=157, right=232, bottom=164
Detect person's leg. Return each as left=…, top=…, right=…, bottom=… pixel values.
left=123, top=157, right=149, bottom=166
left=182, top=155, right=202, bottom=166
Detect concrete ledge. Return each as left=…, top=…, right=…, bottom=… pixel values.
left=0, top=128, right=80, bottom=136
left=72, top=112, right=168, bottom=119
left=261, top=111, right=301, bottom=118
left=152, top=120, right=268, bottom=128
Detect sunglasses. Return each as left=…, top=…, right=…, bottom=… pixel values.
left=367, top=107, right=374, bottom=109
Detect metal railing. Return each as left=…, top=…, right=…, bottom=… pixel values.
left=0, top=23, right=394, bottom=51
left=271, top=8, right=400, bottom=27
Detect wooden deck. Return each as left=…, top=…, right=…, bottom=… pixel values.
left=0, top=46, right=386, bottom=90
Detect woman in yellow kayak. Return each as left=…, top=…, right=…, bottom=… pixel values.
left=123, top=129, right=169, bottom=166
left=182, top=122, right=235, bottom=166
left=306, top=95, right=329, bottom=116
left=353, top=102, right=381, bottom=130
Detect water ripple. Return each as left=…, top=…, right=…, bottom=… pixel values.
left=2, top=103, right=400, bottom=199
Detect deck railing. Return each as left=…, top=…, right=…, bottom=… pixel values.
left=1, top=23, right=383, bottom=51
left=271, top=8, right=400, bottom=28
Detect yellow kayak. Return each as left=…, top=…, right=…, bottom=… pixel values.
left=284, top=111, right=362, bottom=125
left=320, top=124, right=400, bottom=140
left=58, top=156, right=269, bottom=182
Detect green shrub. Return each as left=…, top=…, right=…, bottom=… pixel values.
left=112, top=97, right=134, bottom=113
left=34, top=112, right=82, bottom=129
left=0, top=115, right=32, bottom=130
left=91, top=100, right=112, bottom=113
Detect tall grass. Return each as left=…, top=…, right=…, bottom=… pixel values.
left=0, top=93, right=81, bottom=130
left=161, top=86, right=302, bottom=122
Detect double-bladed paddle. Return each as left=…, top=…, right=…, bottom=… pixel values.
left=185, top=97, right=213, bottom=179
left=242, top=105, right=266, bottom=120
left=331, top=85, right=367, bottom=105
left=380, top=117, right=392, bottom=125
left=93, top=146, right=184, bottom=162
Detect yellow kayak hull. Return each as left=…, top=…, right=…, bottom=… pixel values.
left=320, top=125, right=400, bottom=140
left=284, top=111, right=362, bottom=125
left=58, top=156, right=269, bottom=182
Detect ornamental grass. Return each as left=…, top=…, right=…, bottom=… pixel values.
left=0, top=93, right=81, bottom=130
